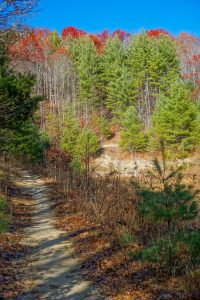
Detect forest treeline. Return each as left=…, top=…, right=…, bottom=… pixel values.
left=0, top=26, right=199, bottom=165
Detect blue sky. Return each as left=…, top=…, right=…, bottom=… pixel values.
left=28, top=0, right=200, bottom=36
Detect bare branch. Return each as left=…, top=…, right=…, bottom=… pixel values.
left=0, top=0, right=38, bottom=31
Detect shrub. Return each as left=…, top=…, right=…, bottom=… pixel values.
left=133, top=146, right=200, bottom=275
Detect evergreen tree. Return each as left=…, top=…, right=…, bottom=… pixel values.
left=1, top=120, right=46, bottom=162
left=60, top=110, right=99, bottom=171
left=119, top=106, right=147, bottom=151
left=60, top=109, right=80, bottom=157
left=91, top=113, right=112, bottom=139
left=76, top=127, right=99, bottom=161
left=133, top=151, right=200, bottom=274
left=129, top=33, right=179, bottom=130
left=67, top=36, right=100, bottom=121
left=101, top=36, right=132, bottom=114
left=0, top=45, right=44, bottom=161
left=76, top=127, right=99, bottom=178
left=152, top=82, right=200, bottom=154
left=0, top=45, right=42, bottom=129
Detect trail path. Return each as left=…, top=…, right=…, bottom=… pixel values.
left=15, top=171, right=101, bottom=300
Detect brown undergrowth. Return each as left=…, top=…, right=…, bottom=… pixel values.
left=47, top=170, right=200, bottom=300
left=0, top=162, right=34, bottom=299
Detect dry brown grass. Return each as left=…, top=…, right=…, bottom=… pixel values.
left=0, top=158, right=34, bottom=298
left=43, top=153, right=200, bottom=300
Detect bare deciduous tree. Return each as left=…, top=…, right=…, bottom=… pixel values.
left=0, top=0, right=38, bottom=30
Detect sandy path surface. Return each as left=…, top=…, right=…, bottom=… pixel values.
left=15, top=171, right=101, bottom=300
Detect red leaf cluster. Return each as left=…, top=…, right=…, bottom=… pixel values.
left=47, top=146, right=71, bottom=166
left=192, top=54, right=200, bottom=62
left=9, top=29, right=49, bottom=62
left=62, top=26, right=86, bottom=39
left=61, top=27, right=131, bottom=53
left=111, top=29, right=130, bottom=41
left=147, top=28, right=170, bottom=38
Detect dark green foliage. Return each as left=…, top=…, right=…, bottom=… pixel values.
left=138, top=159, right=198, bottom=224
left=177, top=231, right=200, bottom=264
left=133, top=148, right=200, bottom=274
left=0, top=44, right=44, bottom=161
left=0, top=45, right=42, bottom=128
left=137, top=238, right=177, bottom=264
left=137, top=231, right=200, bottom=269
left=0, top=120, right=47, bottom=162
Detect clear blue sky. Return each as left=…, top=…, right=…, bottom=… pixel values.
left=28, top=0, right=200, bottom=36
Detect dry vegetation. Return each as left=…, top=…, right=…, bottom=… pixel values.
left=1, top=154, right=200, bottom=299
left=45, top=160, right=200, bottom=300
left=0, top=159, right=34, bottom=298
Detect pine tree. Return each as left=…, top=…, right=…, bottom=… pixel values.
left=0, top=45, right=42, bottom=129
left=101, top=36, right=132, bottom=114
left=129, top=32, right=179, bottom=130
left=91, top=113, right=112, bottom=139
left=67, top=36, right=100, bottom=121
left=60, top=109, right=99, bottom=172
left=60, top=109, right=80, bottom=157
left=1, top=120, right=47, bottom=162
left=75, top=127, right=99, bottom=178
left=133, top=148, right=200, bottom=274
left=119, top=106, right=147, bottom=151
left=152, top=82, right=200, bottom=154
left=0, top=44, right=45, bottom=161
left=76, top=127, right=99, bottom=161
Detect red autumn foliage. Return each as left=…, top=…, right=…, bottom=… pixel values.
left=111, top=29, right=130, bottom=41
left=9, top=26, right=132, bottom=60
left=97, top=29, right=110, bottom=41
left=89, top=30, right=111, bottom=53
left=192, top=54, right=200, bottom=61
left=96, top=30, right=110, bottom=48
left=62, top=26, right=86, bottom=39
left=9, top=29, right=49, bottom=62
left=47, top=146, right=71, bottom=166
left=88, top=34, right=103, bottom=53
left=50, top=46, right=68, bottom=60
left=147, top=28, right=170, bottom=37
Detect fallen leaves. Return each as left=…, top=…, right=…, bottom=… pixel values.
left=48, top=184, right=153, bottom=299
left=0, top=167, right=34, bottom=298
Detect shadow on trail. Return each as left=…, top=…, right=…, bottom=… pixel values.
left=12, top=175, right=102, bottom=300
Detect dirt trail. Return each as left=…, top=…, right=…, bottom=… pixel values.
left=15, top=171, right=101, bottom=300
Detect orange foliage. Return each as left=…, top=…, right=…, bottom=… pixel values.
left=9, top=29, right=50, bottom=62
